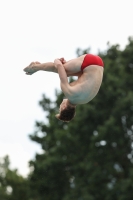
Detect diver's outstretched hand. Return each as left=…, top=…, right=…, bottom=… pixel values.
left=23, top=61, right=41, bottom=75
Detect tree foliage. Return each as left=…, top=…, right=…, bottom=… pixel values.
left=0, top=156, right=30, bottom=200
left=1, top=37, right=133, bottom=200
left=28, top=37, right=133, bottom=200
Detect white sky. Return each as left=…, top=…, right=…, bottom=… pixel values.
left=0, top=0, right=132, bottom=176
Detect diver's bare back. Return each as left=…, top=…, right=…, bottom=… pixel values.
left=68, top=64, right=104, bottom=105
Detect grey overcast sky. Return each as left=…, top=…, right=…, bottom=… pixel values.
left=0, top=0, right=132, bottom=176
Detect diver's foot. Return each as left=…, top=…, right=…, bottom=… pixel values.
left=23, top=61, right=41, bottom=75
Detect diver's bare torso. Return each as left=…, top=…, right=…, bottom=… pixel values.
left=67, top=65, right=104, bottom=105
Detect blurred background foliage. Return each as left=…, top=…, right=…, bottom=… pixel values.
left=1, top=37, right=133, bottom=200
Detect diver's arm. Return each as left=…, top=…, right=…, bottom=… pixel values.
left=54, top=59, right=72, bottom=97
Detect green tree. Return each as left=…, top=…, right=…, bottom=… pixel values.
left=0, top=155, right=30, bottom=200
left=28, top=37, right=133, bottom=200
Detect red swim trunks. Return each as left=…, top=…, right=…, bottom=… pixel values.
left=81, top=54, right=104, bottom=71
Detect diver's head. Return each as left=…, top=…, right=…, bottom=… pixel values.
left=55, top=99, right=76, bottom=122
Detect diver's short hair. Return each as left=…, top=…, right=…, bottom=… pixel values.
left=55, top=105, right=76, bottom=122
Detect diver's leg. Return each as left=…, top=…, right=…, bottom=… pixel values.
left=23, top=55, right=85, bottom=76
left=23, top=61, right=57, bottom=75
